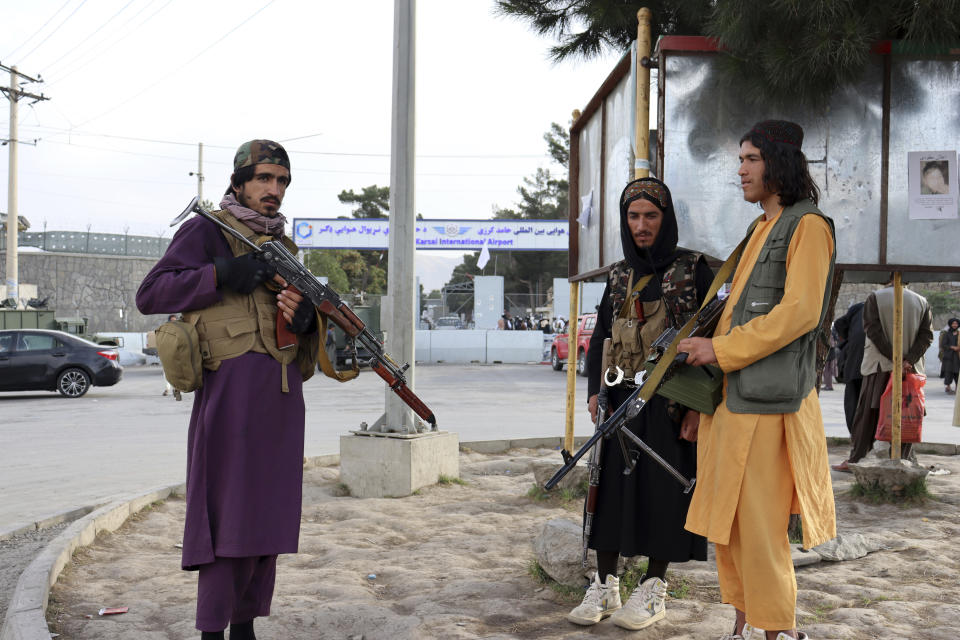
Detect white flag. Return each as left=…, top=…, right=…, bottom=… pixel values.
left=477, top=241, right=491, bottom=270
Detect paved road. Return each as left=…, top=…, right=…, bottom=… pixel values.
left=1, top=363, right=958, bottom=532
left=0, top=363, right=597, bottom=531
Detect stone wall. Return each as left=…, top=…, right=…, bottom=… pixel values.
left=0, top=251, right=166, bottom=334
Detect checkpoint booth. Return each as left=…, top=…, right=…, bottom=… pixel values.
left=564, top=33, right=960, bottom=447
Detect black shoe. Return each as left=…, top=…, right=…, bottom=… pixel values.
left=200, top=632, right=224, bottom=640
left=230, top=620, right=256, bottom=640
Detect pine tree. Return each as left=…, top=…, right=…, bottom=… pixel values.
left=495, top=0, right=960, bottom=105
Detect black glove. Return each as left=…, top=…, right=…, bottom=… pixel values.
left=213, top=254, right=276, bottom=294
left=288, top=298, right=317, bottom=335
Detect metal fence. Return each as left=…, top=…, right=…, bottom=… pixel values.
left=1, top=230, right=171, bottom=257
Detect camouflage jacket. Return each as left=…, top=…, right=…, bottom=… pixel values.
left=606, top=252, right=703, bottom=333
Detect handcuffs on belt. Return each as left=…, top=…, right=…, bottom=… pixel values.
left=604, top=365, right=646, bottom=388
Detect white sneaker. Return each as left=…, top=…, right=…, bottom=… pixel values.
left=610, top=575, right=666, bottom=630
left=774, top=633, right=808, bottom=640
left=566, top=573, right=621, bottom=625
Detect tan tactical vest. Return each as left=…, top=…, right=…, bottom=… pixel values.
left=181, top=210, right=319, bottom=392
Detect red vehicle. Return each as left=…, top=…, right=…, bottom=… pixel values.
left=550, top=313, right=596, bottom=376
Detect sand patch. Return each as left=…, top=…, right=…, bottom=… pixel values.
left=45, top=447, right=960, bottom=639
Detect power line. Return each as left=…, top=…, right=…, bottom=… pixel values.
left=41, top=0, right=138, bottom=73
left=72, top=0, right=276, bottom=129
left=2, top=0, right=73, bottom=60
left=14, top=124, right=550, bottom=159
left=44, top=0, right=173, bottom=87
left=17, top=0, right=89, bottom=65
left=34, top=139, right=540, bottom=177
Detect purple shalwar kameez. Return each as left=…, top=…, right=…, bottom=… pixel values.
left=136, top=216, right=307, bottom=630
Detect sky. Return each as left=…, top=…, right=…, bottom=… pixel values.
left=0, top=1, right=621, bottom=291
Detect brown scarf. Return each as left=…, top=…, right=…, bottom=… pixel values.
left=220, top=194, right=287, bottom=237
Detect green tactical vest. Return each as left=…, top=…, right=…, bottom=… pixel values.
left=725, top=199, right=836, bottom=414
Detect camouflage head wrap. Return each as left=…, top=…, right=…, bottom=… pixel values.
left=233, top=139, right=291, bottom=175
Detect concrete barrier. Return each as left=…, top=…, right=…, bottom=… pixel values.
left=486, top=331, right=544, bottom=363
left=428, top=330, right=486, bottom=363
left=414, top=330, right=556, bottom=364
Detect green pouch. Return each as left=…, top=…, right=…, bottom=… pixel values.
left=644, top=358, right=723, bottom=415
left=156, top=320, right=204, bottom=392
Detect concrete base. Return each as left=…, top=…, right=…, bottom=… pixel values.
left=340, top=431, right=459, bottom=498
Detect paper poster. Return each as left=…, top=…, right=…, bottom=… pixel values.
left=577, top=189, right=594, bottom=228
left=908, top=150, right=959, bottom=220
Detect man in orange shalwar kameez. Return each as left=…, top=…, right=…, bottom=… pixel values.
left=679, top=120, right=837, bottom=640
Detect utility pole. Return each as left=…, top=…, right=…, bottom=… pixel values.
left=384, top=0, right=416, bottom=432
left=189, top=142, right=205, bottom=202
left=1, top=63, right=49, bottom=305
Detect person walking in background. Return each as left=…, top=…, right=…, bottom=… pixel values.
left=821, top=327, right=838, bottom=391
left=325, top=325, right=337, bottom=368
left=832, top=301, right=866, bottom=437
left=162, top=313, right=182, bottom=401
left=679, top=120, right=837, bottom=640
left=834, top=277, right=933, bottom=470
left=940, top=317, right=960, bottom=394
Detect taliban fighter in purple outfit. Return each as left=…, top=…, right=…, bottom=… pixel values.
left=137, top=140, right=322, bottom=640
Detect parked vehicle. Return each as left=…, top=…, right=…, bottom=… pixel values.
left=93, top=331, right=149, bottom=366
left=330, top=302, right=383, bottom=368
left=550, top=313, right=597, bottom=376
left=434, top=315, right=463, bottom=330
left=0, top=329, right=122, bottom=397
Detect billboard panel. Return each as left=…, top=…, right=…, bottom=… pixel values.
left=293, top=219, right=568, bottom=251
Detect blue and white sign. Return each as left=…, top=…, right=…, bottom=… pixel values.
left=292, top=218, right=569, bottom=251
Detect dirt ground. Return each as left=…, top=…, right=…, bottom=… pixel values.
left=44, top=446, right=960, bottom=640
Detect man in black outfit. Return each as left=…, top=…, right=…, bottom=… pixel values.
left=833, top=301, right=865, bottom=433
left=566, top=177, right=710, bottom=630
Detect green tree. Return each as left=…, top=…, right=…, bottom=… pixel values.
left=495, top=0, right=960, bottom=105
left=333, top=185, right=390, bottom=293
left=444, top=123, right=570, bottom=315
left=495, top=0, right=709, bottom=61
left=338, top=185, right=390, bottom=219
left=303, top=250, right=351, bottom=292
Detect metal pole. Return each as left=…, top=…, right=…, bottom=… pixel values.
left=198, top=142, right=204, bottom=202
left=385, top=0, right=416, bottom=432
left=5, top=67, right=19, bottom=305
left=891, top=272, right=903, bottom=460
left=954, top=371, right=960, bottom=427
left=564, top=281, right=580, bottom=452
left=634, top=8, right=652, bottom=179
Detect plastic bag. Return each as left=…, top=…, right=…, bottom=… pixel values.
left=875, top=372, right=925, bottom=443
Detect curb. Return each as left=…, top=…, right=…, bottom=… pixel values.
left=0, top=506, right=98, bottom=544
left=0, top=483, right=184, bottom=640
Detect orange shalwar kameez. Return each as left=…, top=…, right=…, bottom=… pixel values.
left=685, top=212, right=837, bottom=631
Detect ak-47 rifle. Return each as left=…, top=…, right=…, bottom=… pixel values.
left=545, top=295, right=727, bottom=493
left=172, top=196, right=437, bottom=429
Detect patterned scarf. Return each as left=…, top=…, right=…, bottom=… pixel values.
left=219, top=193, right=287, bottom=237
